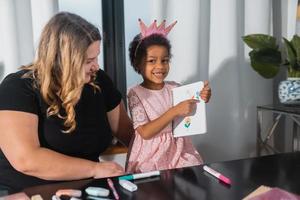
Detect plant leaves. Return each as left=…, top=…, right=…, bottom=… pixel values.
left=294, top=63, right=300, bottom=71
left=242, top=34, right=278, bottom=50
left=249, top=49, right=281, bottom=78
left=291, top=35, right=300, bottom=65
left=283, top=38, right=297, bottom=69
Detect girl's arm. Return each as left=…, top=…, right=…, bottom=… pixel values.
left=107, top=100, right=134, bottom=147
left=136, top=99, right=199, bottom=140
left=0, top=110, right=124, bottom=180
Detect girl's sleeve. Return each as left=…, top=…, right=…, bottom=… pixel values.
left=127, top=89, right=149, bottom=130
left=169, top=81, right=181, bottom=88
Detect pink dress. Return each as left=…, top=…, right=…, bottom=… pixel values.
left=126, top=81, right=203, bottom=173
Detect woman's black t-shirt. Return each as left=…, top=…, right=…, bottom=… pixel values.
left=0, top=69, right=122, bottom=192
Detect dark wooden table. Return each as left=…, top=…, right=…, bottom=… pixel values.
left=23, top=152, right=300, bottom=200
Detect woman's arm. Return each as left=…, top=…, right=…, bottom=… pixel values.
left=107, top=100, right=133, bottom=147
left=0, top=111, right=124, bottom=180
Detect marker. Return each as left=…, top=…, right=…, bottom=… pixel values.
left=118, top=170, right=160, bottom=181
left=203, top=165, right=231, bottom=185
left=85, top=187, right=109, bottom=197
left=107, top=178, right=119, bottom=200
left=119, top=180, right=138, bottom=192
left=55, top=189, right=82, bottom=198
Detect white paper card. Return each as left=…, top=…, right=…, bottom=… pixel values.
left=172, top=81, right=207, bottom=137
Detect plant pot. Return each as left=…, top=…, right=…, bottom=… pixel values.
left=278, top=78, right=300, bottom=105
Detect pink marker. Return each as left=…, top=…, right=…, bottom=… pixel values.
left=203, top=165, right=231, bottom=185
left=107, top=178, right=119, bottom=200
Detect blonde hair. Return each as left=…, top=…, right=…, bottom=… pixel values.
left=22, top=12, right=101, bottom=133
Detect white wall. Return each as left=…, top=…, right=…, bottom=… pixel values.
left=281, top=0, right=298, bottom=39
left=0, top=0, right=34, bottom=78
left=0, top=0, right=104, bottom=82
left=124, top=0, right=151, bottom=88
left=58, top=0, right=104, bottom=69
left=31, top=0, right=59, bottom=49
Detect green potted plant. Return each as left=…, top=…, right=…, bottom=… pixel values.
left=242, top=34, right=300, bottom=104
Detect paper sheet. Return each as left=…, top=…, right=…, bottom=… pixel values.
left=172, top=81, right=207, bottom=137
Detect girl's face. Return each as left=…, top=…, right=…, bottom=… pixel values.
left=83, top=40, right=100, bottom=83
left=140, top=45, right=170, bottom=90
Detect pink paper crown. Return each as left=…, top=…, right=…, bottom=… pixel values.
left=138, top=18, right=177, bottom=39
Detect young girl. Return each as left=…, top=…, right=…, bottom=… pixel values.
left=126, top=19, right=211, bottom=173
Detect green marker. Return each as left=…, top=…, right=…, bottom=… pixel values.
left=118, top=171, right=160, bottom=181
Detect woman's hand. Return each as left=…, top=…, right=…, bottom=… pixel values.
left=93, top=161, right=125, bottom=179
left=200, top=81, right=211, bottom=103
left=173, top=99, right=199, bottom=117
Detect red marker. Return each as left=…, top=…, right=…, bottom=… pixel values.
left=203, top=165, right=231, bottom=185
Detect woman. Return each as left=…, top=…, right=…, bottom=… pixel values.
left=0, top=12, right=133, bottom=194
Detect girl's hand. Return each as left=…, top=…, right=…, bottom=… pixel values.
left=173, top=99, right=199, bottom=117
left=93, top=161, right=125, bottom=179
left=200, top=81, right=211, bottom=103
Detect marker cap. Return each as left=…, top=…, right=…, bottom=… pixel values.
left=119, top=180, right=138, bottom=192
left=118, top=174, right=134, bottom=181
